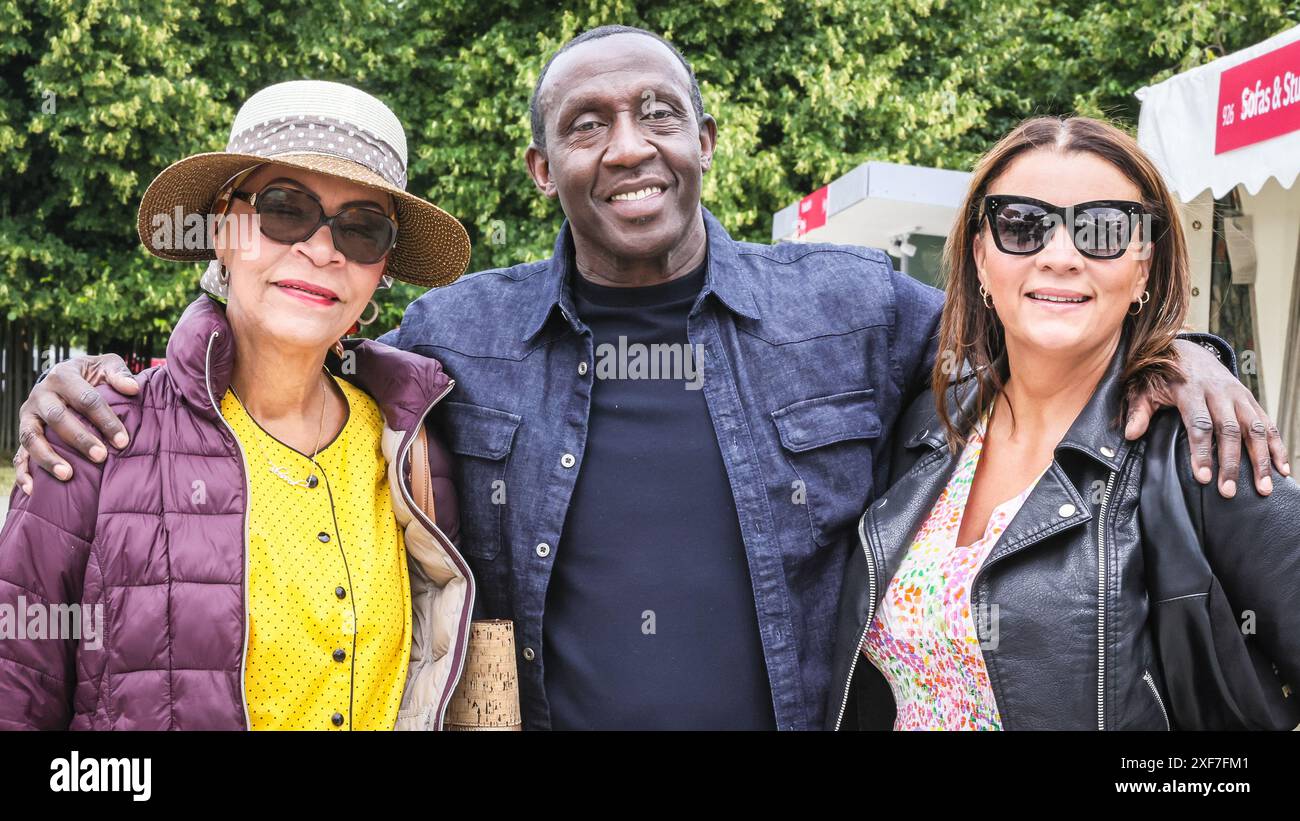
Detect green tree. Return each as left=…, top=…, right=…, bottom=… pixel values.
left=1, top=0, right=1296, bottom=343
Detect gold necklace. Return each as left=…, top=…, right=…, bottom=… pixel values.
left=231, top=369, right=330, bottom=489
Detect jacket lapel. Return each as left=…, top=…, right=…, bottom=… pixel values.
left=980, top=462, right=1093, bottom=569
left=980, top=338, right=1136, bottom=569
left=867, top=447, right=957, bottom=587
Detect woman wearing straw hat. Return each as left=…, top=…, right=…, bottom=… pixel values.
left=0, top=80, right=476, bottom=730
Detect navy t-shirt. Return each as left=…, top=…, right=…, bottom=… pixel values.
left=542, top=262, right=777, bottom=730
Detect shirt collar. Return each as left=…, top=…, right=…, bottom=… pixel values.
left=698, top=207, right=761, bottom=321
left=521, top=206, right=761, bottom=342
left=520, top=219, right=585, bottom=342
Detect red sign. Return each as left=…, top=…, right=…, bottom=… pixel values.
left=796, top=185, right=828, bottom=236
left=1216, top=37, right=1300, bottom=154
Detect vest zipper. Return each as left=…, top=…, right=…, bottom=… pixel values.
left=393, top=381, right=476, bottom=730
left=204, top=330, right=253, bottom=731
left=833, top=512, right=878, bottom=731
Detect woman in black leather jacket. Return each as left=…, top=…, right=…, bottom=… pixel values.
left=828, top=116, right=1300, bottom=731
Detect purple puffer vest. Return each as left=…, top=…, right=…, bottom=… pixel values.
left=0, top=296, right=475, bottom=730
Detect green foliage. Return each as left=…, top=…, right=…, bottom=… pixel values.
left=1, top=0, right=1296, bottom=340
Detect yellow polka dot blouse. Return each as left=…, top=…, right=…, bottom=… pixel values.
left=220, top=375, right=412, bottom=731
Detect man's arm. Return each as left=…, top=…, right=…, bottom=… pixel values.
left=1127, top=337, right=1290, bottom=498
left=12, top=355, right=138, bottom=494
left=16, top=298, right=417, bottom=494
left=888, top=265, right=1290, bottom=499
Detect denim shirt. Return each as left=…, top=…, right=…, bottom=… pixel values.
left=380, top=207, right=945, bottom=729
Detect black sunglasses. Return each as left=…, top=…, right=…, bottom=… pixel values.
left=228, top=184, right=398, bottom=264
left=982, top=194, right=1152, bottom=260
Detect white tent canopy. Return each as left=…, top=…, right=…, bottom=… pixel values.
left=1137, top=24, right=1300, bottom=203
left=1137, top=24, right=1300, bottom=455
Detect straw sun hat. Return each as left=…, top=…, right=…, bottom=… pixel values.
left=137, top=80, right=470, bottom=292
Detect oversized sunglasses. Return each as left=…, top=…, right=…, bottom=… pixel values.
left=982, top=195, right=1152, bottom=260
left=228, top=185, right=398, bottom=264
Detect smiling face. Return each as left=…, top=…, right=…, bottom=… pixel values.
left=973, top=148, right=1151, bottom=363
left=525, top=32, right=717, bottom=271
left=213, top=164, right=392, bottom=355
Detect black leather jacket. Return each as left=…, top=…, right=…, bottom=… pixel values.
left=827, top=342, right=1300, bottom=730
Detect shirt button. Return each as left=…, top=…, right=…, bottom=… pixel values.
left=522, top=647, right=536, bottom=662
left=1058, top=504, right=1077, bottom=517
left=335, top=586, right=347, bottom=599
left=318, top=532, right=331, bottom=543
left=560, top=453, right=576, bottom=469
left=536, top=542, right=551, bottom=558
left=331, top=712, right=344, bottom=727
left=578, top=361, right=589, bottom=376
left=306, top=475, right=319, bottom=488
left=333, top=648, right=346, bottom=662
left=1100, top=446, right=1116, bottom=458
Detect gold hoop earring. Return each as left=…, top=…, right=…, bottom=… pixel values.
left=357, top=299, right=379, bottom=327
left=979, top=282, right=993, bottom=309
left=1128, top=290, right=1150, bottom=316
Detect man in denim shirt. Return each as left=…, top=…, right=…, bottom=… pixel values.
left=17, top=26, right=1285, bottom=730
left=375, top=26, right=1274, bottom=729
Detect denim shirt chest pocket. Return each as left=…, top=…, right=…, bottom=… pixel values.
left=771, top=388, right=883, bottom=547
left=439, top=401, right=521, bottom=561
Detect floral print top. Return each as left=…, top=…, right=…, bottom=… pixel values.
left=861, top=415, right=1047, bottom=730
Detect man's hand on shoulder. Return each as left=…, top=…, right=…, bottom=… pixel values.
left=14, top=353, right=139, bottom=494
left=1125, top=338, right=1289, bottom=499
